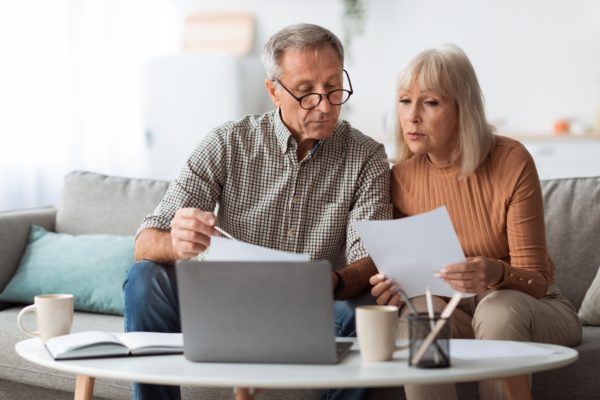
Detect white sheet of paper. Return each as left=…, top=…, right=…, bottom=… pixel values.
left=205, top=237, right=310, bottom=262
left=353, top=207, right=470, bottom=298
left=450, top=339, right=555, bottom=360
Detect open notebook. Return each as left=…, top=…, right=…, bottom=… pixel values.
left=45, top=331, right=183, bottom=360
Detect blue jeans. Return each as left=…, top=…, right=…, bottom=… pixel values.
left=124, top=261, right=374, bottom=400
left=124, top=261, right=182, bottom=400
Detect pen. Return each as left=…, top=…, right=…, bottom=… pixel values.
left=214, top=226, right=236, bottom=240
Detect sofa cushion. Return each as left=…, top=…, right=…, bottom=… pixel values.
left=0, top=225, right=133, bottom=315
left=541, top=176, right=600, bottom=309
left=56, top=171, right=170, bottom=236
left=578, top=266, right=600, bottom=325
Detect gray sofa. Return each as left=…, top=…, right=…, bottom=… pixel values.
left=0, top=171, right=599, bottom=400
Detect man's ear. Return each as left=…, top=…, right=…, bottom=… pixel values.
left=265, top=79, right=281, bottom=107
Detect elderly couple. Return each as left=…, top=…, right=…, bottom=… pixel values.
left=124, top=23, right=581, bottom=400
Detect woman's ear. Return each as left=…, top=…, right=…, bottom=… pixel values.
left=265, top=79, right=281, bottom=107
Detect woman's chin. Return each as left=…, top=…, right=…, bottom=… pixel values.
left=407, top=144, right=428, bottom=155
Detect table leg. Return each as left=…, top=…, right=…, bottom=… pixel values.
left=503, top=374, right=532, bottom=400
left=234, top=387, right=261, bottom=400
left=74, top=375, right=95, bottom=400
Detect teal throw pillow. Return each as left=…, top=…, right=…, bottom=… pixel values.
left=0, top=225, right=134, bottom=315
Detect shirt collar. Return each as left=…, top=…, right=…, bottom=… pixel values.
left=272, top=108, right=344, bottom=156
left=273, top=109, right=294, bottom=154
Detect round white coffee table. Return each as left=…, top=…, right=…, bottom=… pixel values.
left=16, top=338, right=577, bottom=400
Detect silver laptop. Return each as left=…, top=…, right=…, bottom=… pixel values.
left=176, top=260, right=352, bottom=364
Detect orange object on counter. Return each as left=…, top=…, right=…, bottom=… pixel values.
left=553, top=119, right=570, bottom=135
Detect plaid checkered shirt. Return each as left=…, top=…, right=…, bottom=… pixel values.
left=138, top=109, right=392, bottom=265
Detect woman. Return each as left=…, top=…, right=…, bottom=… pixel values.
left=370, top=45, right=581, bottom=400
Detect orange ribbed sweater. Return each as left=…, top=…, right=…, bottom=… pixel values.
left=391, top=135, right=552, bottom=298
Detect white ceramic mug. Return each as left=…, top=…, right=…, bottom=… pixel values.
left=17, top=294, right=74, bottom=344
left=356, top=305, right=406, bottom=362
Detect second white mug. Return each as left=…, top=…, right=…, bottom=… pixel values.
left=356, top=305, right=404, bottom=362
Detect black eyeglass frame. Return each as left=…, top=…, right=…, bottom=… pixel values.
left=272, top=69, right=354, bottom=110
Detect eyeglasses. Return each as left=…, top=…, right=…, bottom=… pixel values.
left=273, top=69, right=353, bottom=110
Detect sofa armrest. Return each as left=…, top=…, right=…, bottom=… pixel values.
left=0, top=207, right=57, bottom=310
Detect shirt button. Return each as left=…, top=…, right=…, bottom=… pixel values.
left=291, top=195, right=299, bottom=204
left=527, top=279, right=533, bottom=285
left=287, top=229, right=294, bottom=237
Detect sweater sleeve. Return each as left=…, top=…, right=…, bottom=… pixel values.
left=490, top=145, right=550, bottom=298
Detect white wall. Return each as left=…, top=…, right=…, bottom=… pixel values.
left=2, top=0, right=599, bottom=210
left=173, top=0, right=600, bottom=141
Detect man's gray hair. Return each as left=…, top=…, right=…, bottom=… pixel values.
left=262, top=23, right=344, bottom=80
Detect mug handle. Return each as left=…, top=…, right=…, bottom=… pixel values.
left=17, top=305, right=40, bottom=337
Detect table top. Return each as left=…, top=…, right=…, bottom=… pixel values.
left=15, top=338, right=577, bottom=389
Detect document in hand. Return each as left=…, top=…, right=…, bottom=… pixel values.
left=45, top=331, right=183, bottom=360
left=205, top=236, right=310, bottom=261
left=353, top=207, right=472, bottom=298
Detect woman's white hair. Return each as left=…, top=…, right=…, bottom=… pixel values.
left=261, top=23, right=344, bottom=80
left=394, top=44, right=495, bottom=178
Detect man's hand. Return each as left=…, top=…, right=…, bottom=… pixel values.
left=436, top=256, right=504, bottom=294
left=332, top=257, right=378, bottom=300
left=170, top=208, right=217, bottom=260
left=369, top=274, right=404, bottom=307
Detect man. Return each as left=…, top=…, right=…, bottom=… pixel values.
left=124, top=23, right=392, bottom=400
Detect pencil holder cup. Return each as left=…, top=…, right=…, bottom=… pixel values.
left=408, top=312, right=450, bottom=368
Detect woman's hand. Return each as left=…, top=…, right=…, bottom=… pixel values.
left=369, top=274, right=404, bottom=307
left=436, top=256, right=504, bottom=294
